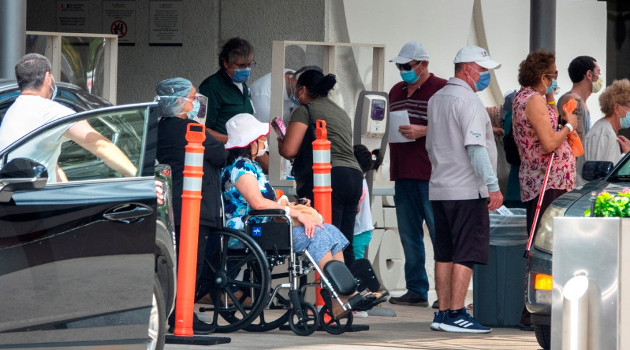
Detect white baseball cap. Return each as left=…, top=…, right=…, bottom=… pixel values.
left=453, top=45, right=501, bottom=69
left=390, top=42, right=429, bottom=64
left=224, top=113, right=270, bottom=149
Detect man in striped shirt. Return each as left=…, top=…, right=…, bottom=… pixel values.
left=387, top=41, right=447, bottom=308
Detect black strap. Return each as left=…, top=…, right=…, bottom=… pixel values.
left=292, top=104, right=317, bottom=198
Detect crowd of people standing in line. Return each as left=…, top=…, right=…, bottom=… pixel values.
left=4, top=35, right=628, bottom=337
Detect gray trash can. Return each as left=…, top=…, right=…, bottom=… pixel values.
left=473, top=208, right=528, bottom=327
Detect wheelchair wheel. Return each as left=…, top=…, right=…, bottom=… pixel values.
left=318, top=304, right=353, bottom=335
left=289, top=302, right=318, bottom=336
left=245, top=288, right=291, bottom=332
left=198, top=228, right=270, bottom=333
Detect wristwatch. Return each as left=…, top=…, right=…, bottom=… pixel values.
left=564, top=123, right=574, bottom=133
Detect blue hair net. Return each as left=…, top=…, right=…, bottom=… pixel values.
left=155, top=77, right=193, bottom=117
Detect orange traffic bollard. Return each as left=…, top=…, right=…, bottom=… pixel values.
left=312, top=120, right=332, bottom=223
left=312, top=120, right=332, bottom=310
left=165, top=124, right=231, bottom=346
left=173, top=123, right=206, bottom=337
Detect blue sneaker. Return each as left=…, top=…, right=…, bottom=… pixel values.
left=430, top=311, right=446, bottom=331
left=439, top=310, right=492, bottom=333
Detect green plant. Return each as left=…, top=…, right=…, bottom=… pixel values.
left=584, top=189, right=630, bottom=217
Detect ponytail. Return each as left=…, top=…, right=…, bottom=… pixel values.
left=297, top=68, right=336, bottom=99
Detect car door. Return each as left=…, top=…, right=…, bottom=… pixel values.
left=0, top=103, right=159, bottom=349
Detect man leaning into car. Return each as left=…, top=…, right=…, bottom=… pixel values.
left=0, top=53, right=136, bottom=182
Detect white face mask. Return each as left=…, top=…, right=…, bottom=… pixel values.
left=592, top=76, right=603, bottom=94
left=255, top=140, right=267, bottom=157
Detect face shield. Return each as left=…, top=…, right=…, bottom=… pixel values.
left=192, top=93, right=208, bottom=125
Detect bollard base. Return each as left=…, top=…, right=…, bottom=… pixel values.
left=165, top=334, right=231, bottom=345
left=344, top=324, right=369, bottom=332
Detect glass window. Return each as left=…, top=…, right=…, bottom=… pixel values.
left=4, top=107, right=147, bottom=182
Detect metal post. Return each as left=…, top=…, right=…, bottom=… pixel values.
left=562, top=275, right=589, bottom=350
left=0, top=0, right=26, bottom=79
left=530, top=0, right=556, bottom=52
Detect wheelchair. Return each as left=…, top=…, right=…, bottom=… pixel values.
left=196, top=208, right=384, bottom=336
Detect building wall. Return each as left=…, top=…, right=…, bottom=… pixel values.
left=343, top=0, right=606, bottom=121
left=25, top=0, right=326, bottom=104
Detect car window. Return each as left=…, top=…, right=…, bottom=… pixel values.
left=3, top=107, right=148, bottom=182
left=615, top=161, right=630, bottom=177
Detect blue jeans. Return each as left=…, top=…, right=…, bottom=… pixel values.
left=394, top=179, right=435, bottom=299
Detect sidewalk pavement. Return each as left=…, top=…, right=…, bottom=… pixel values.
left=166, top=302, right=541, bottom=350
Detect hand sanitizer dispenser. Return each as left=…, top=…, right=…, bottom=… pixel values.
left=361, top=94, right=387, bottom=137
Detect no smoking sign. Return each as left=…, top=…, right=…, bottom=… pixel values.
left=110, top=20, right=127, bottom=38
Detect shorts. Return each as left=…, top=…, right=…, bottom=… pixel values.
left=432, top=198, right=490, bottom=265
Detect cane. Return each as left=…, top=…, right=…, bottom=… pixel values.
left=523, top=152, right=554, bottom=258
left=523, top=98, right=578, bottom=258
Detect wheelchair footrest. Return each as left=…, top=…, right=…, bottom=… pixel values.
left=348, top=290, right=389, bottom=311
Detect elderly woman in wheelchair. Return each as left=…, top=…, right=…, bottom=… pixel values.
left=221, top=113, right=385, bottom=325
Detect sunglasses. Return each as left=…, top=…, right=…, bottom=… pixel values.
left=395, top=61, right=420, bottom=71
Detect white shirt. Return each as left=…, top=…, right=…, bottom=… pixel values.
left=585, top=118, right=622, bottom=164
left=0, top=95, right=74, bottom=182
left=426, top=77, right=497, bottom=200
left=354, top=179, right=374, bottom=235
left=249, top=69, right=296, bottom=123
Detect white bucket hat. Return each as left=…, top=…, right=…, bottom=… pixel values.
left=224, top=113, right=270, bottom=149
left=390, top=41, right=430, bottom=64
left=453, top=45, right=501, bottom=69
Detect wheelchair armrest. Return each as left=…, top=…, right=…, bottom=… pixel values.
left=248, top=209, right=287, bottom=216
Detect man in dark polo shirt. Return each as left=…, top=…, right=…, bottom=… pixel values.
left=199, top=37, right=255, bottom=144
left=388, top=41, right=447, bottom=308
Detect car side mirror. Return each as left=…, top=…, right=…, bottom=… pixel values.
left=582, top=160, right=614, bottom=182
left=0, top=158, right=48, bottom=202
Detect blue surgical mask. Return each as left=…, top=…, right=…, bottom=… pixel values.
left=621, top=111, right=630, bottom=129
left=400, top=69, right=419, bottom=84
left=474, top=71, right=491, bottom=92
left=187, top=99, right=200, bottom=119
left=232, top=68, right=251, bottom=83
left=546, top=79, right=557, bottom=94
left=49, top=77, right=58, bottom=101
left=289, top=85, right=299, bottom=105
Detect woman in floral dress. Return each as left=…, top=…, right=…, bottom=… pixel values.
left=512, top=50, right=579, bottom=234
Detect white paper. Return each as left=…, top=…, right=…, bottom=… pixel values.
left=388, top=110, right=413, bottom=143
left=493, top=205, right=514, bottom=216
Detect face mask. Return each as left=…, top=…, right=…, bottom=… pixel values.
left=289, top=84, right=300, bottom=105
left=400, top=69, right=420, bottom=84
left=290, top=86, right=304, bottom=105
left=187, top=99, right=200, bottom=119
left=621, top=111, right=630, bottom=129
left=592, top=76, right=603, bottom=94
left=474, top=71, right=491, bottom=92
left=255, top=140, right=267, bottom=157
left=49, top=76, right=58, bottom=101
left=545, top=79, right=557, bottom=94
left=232, top=68, right=251, bottom=83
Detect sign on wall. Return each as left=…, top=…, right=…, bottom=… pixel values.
left=103, top=0, right=136, bottom=45
left=149, top=0, right=183, bottom=46
left=56, top=1, right=88, bottom=33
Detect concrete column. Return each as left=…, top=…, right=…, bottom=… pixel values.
left=530, top=0, right=556, bottom=52
left=0, top=0, right=26, bottom=79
